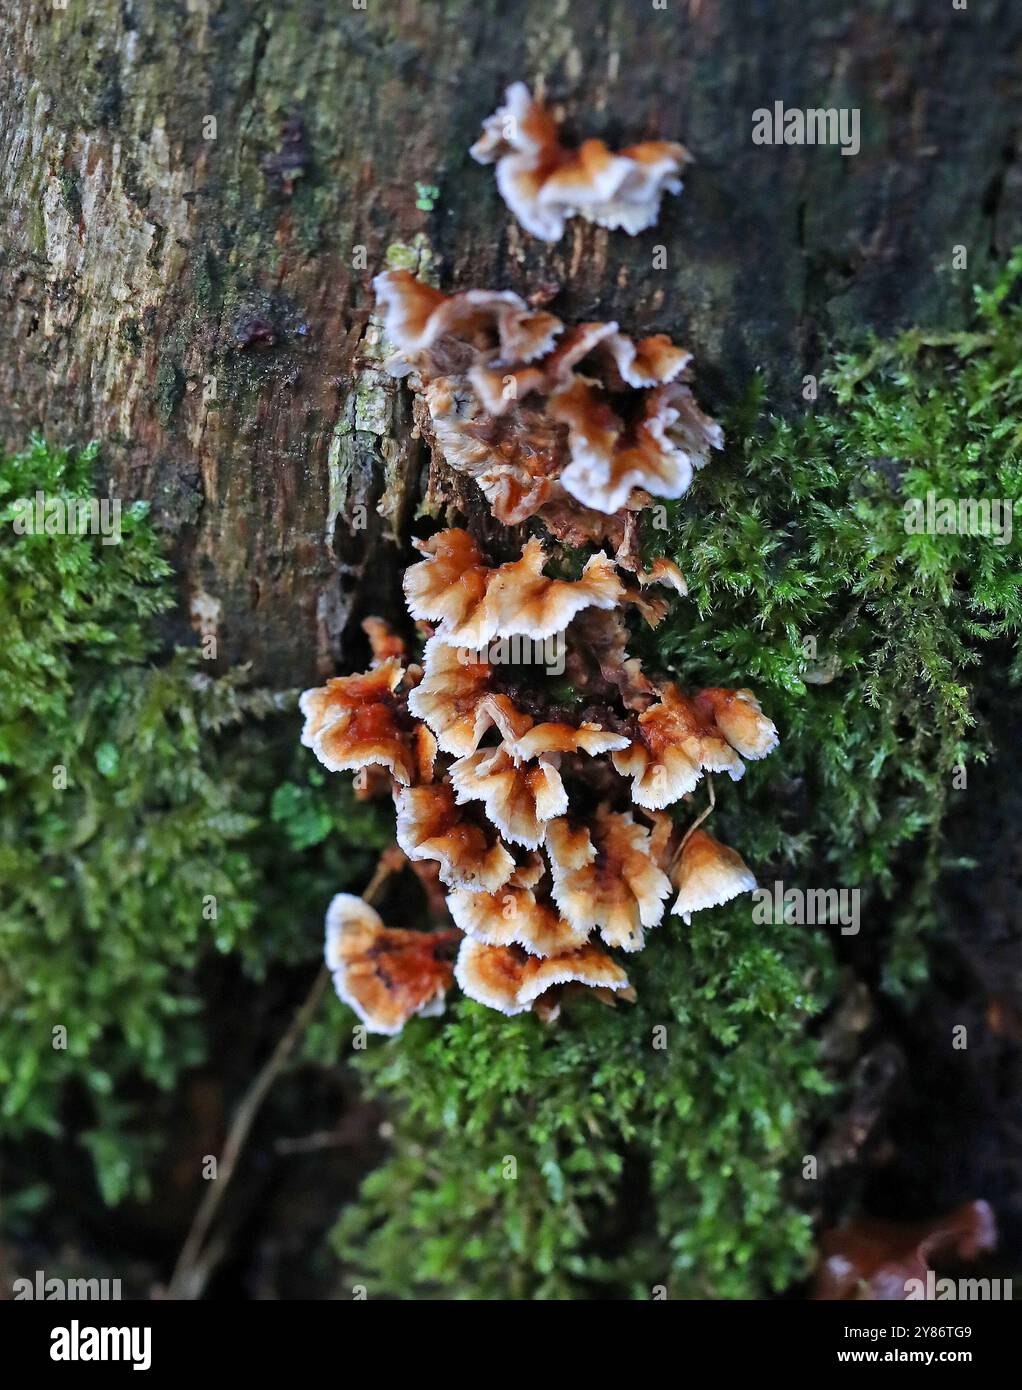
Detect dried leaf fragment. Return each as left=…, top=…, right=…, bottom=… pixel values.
left=812, top=1201, right=998, bottom=1301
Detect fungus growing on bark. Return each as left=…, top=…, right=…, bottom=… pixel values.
left=299, top=659, right=436, bottom=787
left=361, top=614, right=407, bottom=662
left=612, top=685, right=709, bottom=809
left=304, top=521, right=778, bottom=1017
left=305, top=243, right=779, bottom=1025
left=633, top=556, right=688, bottom=595
left=670, top=829, right=757, bottom=922
left=449, top=743, right=569, bottom=849
left=324, top=893, right=458, bottom=1035
left=546, top=809, right=673, bottom=952
left=469, top=82, right=691, bottom=242
left=403, top=529, right=624, bottom=646
left=692, top=687, right=780, bottom=761
left=372, top=270, right=722, bottom=532
left=372, top=268, right=560, bottom=367
left=407, top=638, right=514, bottom=757
left=395, top=783, right=515, bottom=892
left=551, top=378, right=708, bottom=514
left=448, top=854, right=589, bottom=957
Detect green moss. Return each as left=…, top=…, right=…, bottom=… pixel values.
left=656, top=250, right=1022, bottom=994
left=0, top=438, right=389, bottom=1205
left=336, top=911, right=828, bottom=1299
left=384, top=235, right=437, bottom=281
left=192, top=247, right=221, bottom=313
left=334, top=251, right=1022, bottom=1299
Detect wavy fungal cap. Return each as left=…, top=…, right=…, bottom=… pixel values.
left=670, top=830, right=757, bottom=922
left=372, top=272, right=722, bottom=529
left=470, top=82, right=690, bottom=243
left=324, top=894, right=456, bottom=1035
left=454, top=938, right=631, bottom=1016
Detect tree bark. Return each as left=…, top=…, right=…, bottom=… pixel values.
left=2, top=0, right=1020, bottom=681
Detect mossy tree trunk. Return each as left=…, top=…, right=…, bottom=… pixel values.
left=2, top=0, right=1020, bottom=681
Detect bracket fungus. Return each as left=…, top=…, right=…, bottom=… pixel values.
left=299, top=657, right=436, bottom=787
left=811, top=1201, right=998, bottom=1301
left=404, top=529, right=624, bottom=646
left=448, top=853, right=591, bottom=957
left=469, top=82, right=691, bottom=242
left=454, top=938, right=633, bottom=1017
left=371, top=269, right=723, bottom=528
left=670, top=829, right=757, bottom=922
left=546, top=809, right=672, bottom=952
left=299, top=97, right=779, bottom=1030
left=394, top=781, right=516, bottom=892
left=325, top=894, right=459, bottom=1035
left=609, top=680, right=780, bottom=808
left=302, top=536, right=778, bottom=1026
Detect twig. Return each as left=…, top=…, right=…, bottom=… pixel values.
left=274, top=1125, right=360, bottom=1157
left=678, top=774, right=716, bottom=853
left=167, top=846, right=402, bottom=1300
left=168, top=965, right=330, bottom=1299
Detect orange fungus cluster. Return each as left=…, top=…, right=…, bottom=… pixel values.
left=301, top=83, right=780, bottom=1033
left=302, top=521, right=778, bottom=1030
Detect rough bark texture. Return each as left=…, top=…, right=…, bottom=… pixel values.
left=2, top=0, right=1021, bottom=684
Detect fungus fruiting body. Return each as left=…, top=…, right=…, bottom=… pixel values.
left=811, top=1202, right=998, bottom=1301
left=403, top=529, right=624, bottom=645
left=299, top=89, right=778, bottom=1031
left=302, top=554, right=778, bottom=1025
left=298, top=263, right=775, bottom=1029
left=454, top=938, right=632, bottom=1017
left=371, top=269, right=723, bottom=530
left=670, top=829, right=757, bottom=922
left=325, top=894, right=458, bottom=1035
left=470, top=83, right=691, bottom=242
left=299, top=658, right=436, bottom=787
